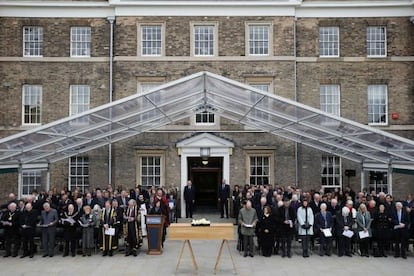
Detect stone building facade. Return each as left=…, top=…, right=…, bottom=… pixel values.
left=0, top=1, right=413, bottom=212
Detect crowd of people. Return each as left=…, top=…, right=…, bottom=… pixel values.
left=0, top=182, right=413, bottom=260
left=0, top=185, right=174, bottom=258
left=234, top=184, right=414, bottom=259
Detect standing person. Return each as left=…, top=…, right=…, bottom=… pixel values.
left=1, top=202, right=20, bottom=257
left=152, top=189, right=170, bottom=247
left=100, top=200, right=117, bottom=256
left=238, top=200, right=258, bottom=257
left=183, top=180, right=196, bottom=218
left=168, top=193, right=176, bottom=223
left=61, top=204, right=79, bottom=257
left=297, top=198, right=314, bottom=258
left=233, top=185, right=242, bottom=225
left=79, top=205, right=96, bottom=256
left=111, top=199, right=123, bottom=250
left=336, top=206, right=353, bottom=257
left=314, top=203, right=334, bottom=256
left=391, top=202, right=409, bottom=259
left=373, top=203, right=391, bottom=257
left=356, top=203, right=372, bottom=257
left=123, top=199, right=142, bottom=257
left=20, top=202, right=38, bottom=258
left=277, top=197, right=296, bottom=258
left=257, top=205, right=275, bottom=257
left=40, top=202, right=59, bottom=257
left=218, top=179, right=230, bottom=219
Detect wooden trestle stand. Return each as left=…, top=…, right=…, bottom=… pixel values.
left=169, top=223, right=237, bottom=274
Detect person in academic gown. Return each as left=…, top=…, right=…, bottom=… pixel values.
left=61, top=204, right=80, bottom=257
left=1, top=202, right=20, bottom=257
left=100, top=200, right=117, bottom=256
left=123, top=199, right=143, bottom=256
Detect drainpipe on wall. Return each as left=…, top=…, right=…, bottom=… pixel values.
left=293, top=16, right=299, bottom=187
left=107, top=16, right=115, bottom=185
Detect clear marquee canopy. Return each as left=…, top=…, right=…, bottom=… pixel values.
left=0, top=71, right=413, bottom=171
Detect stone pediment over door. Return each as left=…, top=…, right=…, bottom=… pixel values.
left=176, top=133, right=234, bottom=151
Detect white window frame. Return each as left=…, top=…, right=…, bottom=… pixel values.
left=246, top=151, right=274, bottom=186
left=22, top=85, right=42, bottom=126
left=368, top=85, right=388, bottom=126
left=23, top=26, right=43, bottom=57
left=195, top=111, right=215, bottom=125
left=69, top=156, right=89, bottom=192
left=70, top=26, right=91, bottom=57
left=248, top=82, right=272, bottom=121
left=366, top=26, right=387, bottom=58
left=320, top=84, right=340, bottom=116
left=321, top=156, right=342, bottom=190
left=368, top=170, right=388, bottom=194
left=245, top=23, right=273, bottom=56
left=190, top=22, right=218, bottom=57
left=136, top=150, right=165, bottom=188
left=21, top=170, right=42, bottom=196
left=69, top=85, right=90, bottom=125
left=250, top=83, right=271, bottom=93
left=137, top=81, right=163, bottom=124
left=70, top=85, right=90, bottom=116
left=319, top=27, right=340, bottom=58
left=138, top=23, right=165, bottom=57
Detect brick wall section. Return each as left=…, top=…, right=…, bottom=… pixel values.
left=0, top=61, right=110, bottom=127
left=0, top=18, right=109, bottom=57
left=297, top=61, right=414, bottom=125
left=296, top=17, right=414, bottom=57
left=114, top=61, right=295, bottom=100
left=115, top=16, right=294, bottom=57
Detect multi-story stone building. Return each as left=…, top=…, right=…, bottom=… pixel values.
left=0, top=0, right=413, bottom=214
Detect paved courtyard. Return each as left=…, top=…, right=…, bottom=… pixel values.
left=1, top=213, right=413, bottom=276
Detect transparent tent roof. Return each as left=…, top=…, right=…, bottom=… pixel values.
left=0, top=71, right=413, bottom=169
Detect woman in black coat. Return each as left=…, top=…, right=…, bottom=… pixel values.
left=373, top=203, right=391, bottom=257
left=258, top=206, right=275, bottom=257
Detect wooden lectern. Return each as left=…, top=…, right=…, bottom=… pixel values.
left=145, top=214, right=165, bottom=255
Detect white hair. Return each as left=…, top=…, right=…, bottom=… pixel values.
left=291, top=194, right=298, bottom=201
left=342, top=206, right=350, bottom=216
left=396, top=202, right=403, bottom=208
left=320, top=203, right=327, bottom=210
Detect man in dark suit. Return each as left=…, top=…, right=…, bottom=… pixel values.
left=184, top=180, right=196, bottom=218
left=391, top=201, right=410, bottom=259
left=276, top=197, right=296, bottom=258
left=117, top=190, right=129, bottom=213
left=20, top=202, right=38, bottom=258
left=218, top=179, right=230, bottom=218
left=314, top=203, right=334, bottom=256
left=336, top=206, right=354, bottom=257
left=83, top=192, right=93, bottom=207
